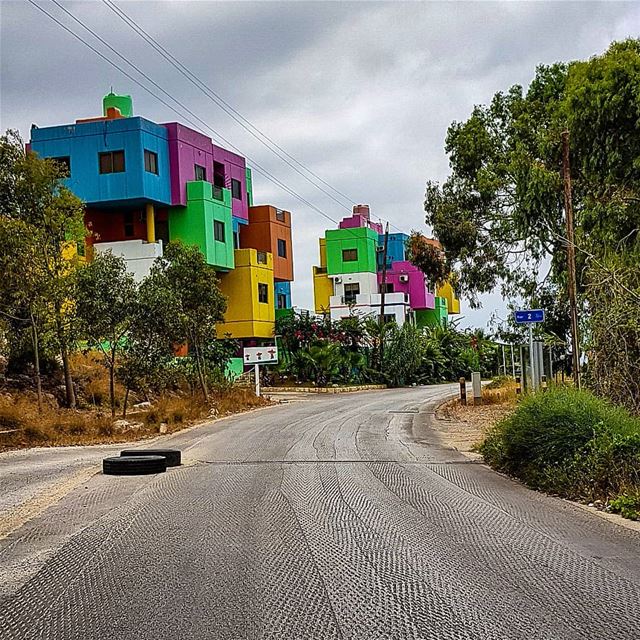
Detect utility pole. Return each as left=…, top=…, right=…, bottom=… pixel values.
left=562, top=130, right=581, bottom=389
left=378, top=222, right=390, bottom=366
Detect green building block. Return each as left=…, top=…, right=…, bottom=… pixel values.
left=168, top=181, right=234, bottom=270
left=325, top=227, right=378, bottom=275
left=103, top=91, right=133, bottom=117
left=415, top=297, right=448, bottom=329
left=245, top=167, right=254, bottom=207
left=225, top=357, right=244, bottom=380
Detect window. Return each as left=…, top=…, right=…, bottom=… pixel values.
left=342, top=248, right=358, bottom=262
left=194, top=164, right=206, bottom=181
left=99, top=150, right=125, bottom=174
left=213, top=161, right=225, bottom=188
left=275, top=209, right=285, bottom=222
left=233, top=231, right=239, bottom=249
left=381, top=282, right=394, bottom=293
left=381, top=313, right=396, bottom=325
left=123, top=212, right=135, bottom=237
left=51, top=156, right=70, bottom=176
left=277, top=238, right=287, bottom=258
left=258, top=283, right=269, bottom=304
left=256, top=251, right=268, bottom=264
left=277, top=293, right=288, bottom=309
left=344, top=283, right=360, bottom=304
left=231, top=178, right=242, bottom=200
left=214, top=220, right=225, bottom=243
left=144, top=149, right=158, bottom=174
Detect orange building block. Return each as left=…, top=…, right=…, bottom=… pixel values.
left=239, top=205, right=293, bottom=282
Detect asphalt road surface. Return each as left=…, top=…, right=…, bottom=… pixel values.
left=1, top=385, right=639, bottom=640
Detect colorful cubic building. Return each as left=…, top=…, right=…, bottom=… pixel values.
left=28, top=92, right=294, bottom=344
left=312, top=205, right=459, bottom=328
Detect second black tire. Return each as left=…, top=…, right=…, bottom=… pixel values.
left=119, top=448, right=182, bottom=467
left=103, top=455, right=167, bottom=475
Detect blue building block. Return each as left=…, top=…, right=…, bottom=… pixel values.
left=274, top=281, right=292, bottom=309
left=378, top=232, right=408, bottom=269
left=29, top=117, right=171, bottom=207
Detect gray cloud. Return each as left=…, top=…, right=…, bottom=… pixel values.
left=2, top=0, right=638, bottom=327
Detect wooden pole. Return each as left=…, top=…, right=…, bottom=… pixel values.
left=562, top=130, right=581, bottom=389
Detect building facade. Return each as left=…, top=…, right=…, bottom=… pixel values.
left=312, top=205, right=459, bottom=328
left=28, top=92, right=294, bottom=344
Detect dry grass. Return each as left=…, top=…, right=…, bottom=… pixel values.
left=434, top=378, right=518, bottom=455
left=0, top=388, right=271, bottom=451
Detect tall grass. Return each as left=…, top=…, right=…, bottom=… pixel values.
left=478, top=386, right=640, bottom=517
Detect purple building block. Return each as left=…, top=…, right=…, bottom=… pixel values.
left=338, top=204, right=383, bottom=234
left=163, top=122, right=248, bottom=222
left=379, top=261, right=435, bottom=310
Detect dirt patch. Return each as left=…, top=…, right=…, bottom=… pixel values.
left=434, top=396, right=516, bottom=458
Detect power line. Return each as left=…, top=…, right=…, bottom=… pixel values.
left=102, top=0, right=356, bottom=212
left=29, top=0, right=408, bottom=241
left=31, top=0, right=346, bottom=232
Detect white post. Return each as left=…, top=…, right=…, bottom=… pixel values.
left=529, top=325, right=537, bottom=391
left=254, top=363, right=260, bottom=397
left=471, top=371, right=482, bottom=405
left=501, top=345, right=506, bottom=376
left=510, top=343, right=516, bottom=378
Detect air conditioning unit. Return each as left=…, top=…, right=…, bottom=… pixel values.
left=399, top=274, right=409, bottom=283
left=334, top=276, right=342, bottom=284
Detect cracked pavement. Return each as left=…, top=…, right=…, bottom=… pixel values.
left=1, top=384, right=639, bottom=639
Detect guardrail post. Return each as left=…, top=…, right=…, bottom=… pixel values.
left=472, top=372, right=482, bottom=405
left=459, top=377, right=467, bottom=405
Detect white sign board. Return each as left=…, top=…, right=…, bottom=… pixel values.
left=243, top=346, right=278, bottom=365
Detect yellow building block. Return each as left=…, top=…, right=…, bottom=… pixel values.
left=313, top=265, right=333, bottom=314
left=216, top=248, right=275, bottom=339
left=437, top=281, right=461, bottom=314
left=319, top=238, right=327, bottom=268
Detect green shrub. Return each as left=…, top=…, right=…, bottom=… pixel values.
left=609, top=493, right=640, bottom=521
left=479, top=386, right=640, bottom=515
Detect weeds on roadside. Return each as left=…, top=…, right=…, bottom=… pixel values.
left=478, top=386, right=640, bottom=518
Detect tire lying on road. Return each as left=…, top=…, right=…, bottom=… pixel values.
left=103, top=455, right=167, bottom=476
left=119, top=449, right=182, bottom=467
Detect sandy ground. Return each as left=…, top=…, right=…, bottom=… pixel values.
left=433, top=397, right=516, bottom=459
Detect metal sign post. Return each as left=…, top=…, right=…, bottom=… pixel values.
left=515, top=309, right=545, bottom=392
left=243, top=346, right=279, bottom=397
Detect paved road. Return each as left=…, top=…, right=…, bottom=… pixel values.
left=1, top=385, right=639, bottom=639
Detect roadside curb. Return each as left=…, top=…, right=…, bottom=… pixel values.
left=429, top=397, right=640, bottom=534
left=264, top=384, right=387, bottom=394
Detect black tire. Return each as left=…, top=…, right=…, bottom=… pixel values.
left=103, top=455, right=167, bottom=476
left=119, top=448, right=182, bottom=467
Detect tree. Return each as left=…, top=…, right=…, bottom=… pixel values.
left=405, top=232, right=449, bottom=288
left=76, top=251, right=138, bottom=417
left=382, top=323, right=426, bottom=387
left=143, top=242, right=227, bottom=401
left=0, top=130, right=85, bottom=407
left=425, top=39, right=640, bottom=307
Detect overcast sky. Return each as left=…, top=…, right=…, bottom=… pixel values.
left=1, top=1, right=638, bottom=328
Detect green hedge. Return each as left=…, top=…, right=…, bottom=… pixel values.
left=478, top=386, right=640, bottom=518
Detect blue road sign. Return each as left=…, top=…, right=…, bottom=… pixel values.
left=514, top=309, right=545, bottom=324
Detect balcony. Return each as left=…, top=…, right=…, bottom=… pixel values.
left=93, top=239, right=163, bottom=282
left=212, top=185, right=224, bottom=201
